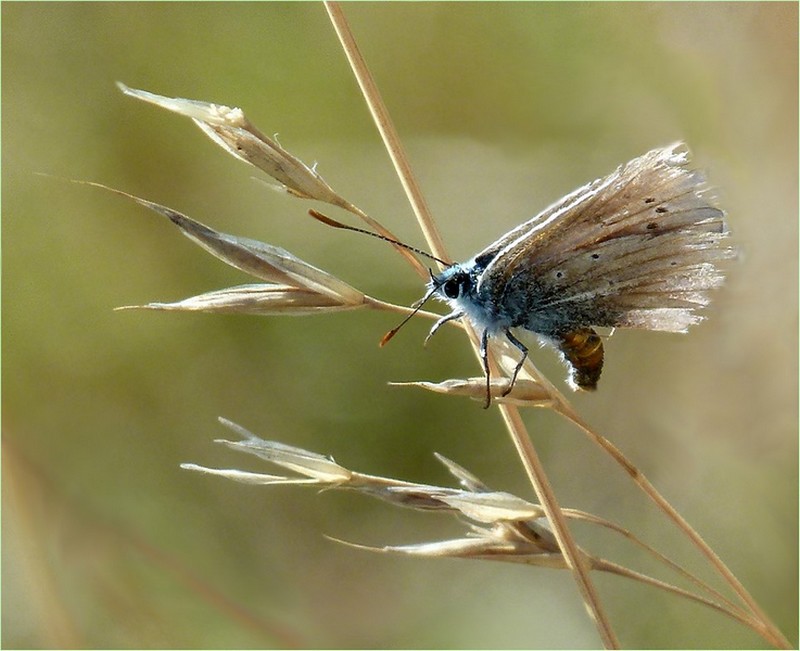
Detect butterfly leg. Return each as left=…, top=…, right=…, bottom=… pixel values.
left=502, top=329, right=529, bottom=397
left=480, top=328, right=492, bottom=408
left=424, top=311, right=464, bottom=346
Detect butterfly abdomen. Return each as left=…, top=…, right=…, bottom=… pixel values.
left=555, top=328, right=604, bottom=390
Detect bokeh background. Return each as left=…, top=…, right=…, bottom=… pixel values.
left=3, top=3, right=797, bottom=648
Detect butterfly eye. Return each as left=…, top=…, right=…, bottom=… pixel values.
left=443, top=278, right=461, bottom=299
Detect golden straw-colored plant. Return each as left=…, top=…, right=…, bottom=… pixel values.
left=84, top=4, right=790, bottom=648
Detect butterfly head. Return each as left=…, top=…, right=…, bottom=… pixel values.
left=428, top=259, right=505, bottom=336
left=430, top=264, right=472, bottom=302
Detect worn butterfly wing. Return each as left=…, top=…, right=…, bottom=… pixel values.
left=477, top=142, right=734, bottom=337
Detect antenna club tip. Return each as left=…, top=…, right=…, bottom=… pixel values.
left=308, top=208, right=342, bottom=228
left=379, top=330, right=396, bottom=347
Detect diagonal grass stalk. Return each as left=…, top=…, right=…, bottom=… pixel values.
left=322, top=3, right=790, bottom=649
left=324, top=2, right=618, bottom=646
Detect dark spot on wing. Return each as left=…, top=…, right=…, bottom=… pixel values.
left=656, top=206, right=668, bottom=213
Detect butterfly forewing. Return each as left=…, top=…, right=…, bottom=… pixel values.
left=476, top=143, right=733, bottom=335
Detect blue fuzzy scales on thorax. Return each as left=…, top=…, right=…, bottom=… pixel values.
left=432, top=255, right=604, bottom=338
left=431, top=258, right=513, bottom=334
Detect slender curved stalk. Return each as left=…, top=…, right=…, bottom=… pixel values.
left=324, top=3, right=619, bottom=647
left=495, top=337, right=791, bottom=646
left=591, top=558, right=761, bottom=632
left=563, top=509, right=743, bottom=617
left=324, top=2, right=449, bottom=267
left=556, top=402, right=792, bottom=649
left=324, top=4, right=791, bottom=649
left=363, top=295, right=447, bottom=323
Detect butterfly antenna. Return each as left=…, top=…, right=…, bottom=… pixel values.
left=379, top=285, right=438, bottom=347
left=308, top=209, right=447, bottom=266
left=308, top=210, right=446, bottom=346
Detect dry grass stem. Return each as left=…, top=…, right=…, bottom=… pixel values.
left=323, top=3, right=788, bottom=648
left=76, top=180, right=455, bottom=322
left=117, top=82, right=427, bottom=278
left=323, top=4, right=619, bottom=646
left=557, top=405, right=792, bottom=648
left=183, top=419, right=760, bottom=632
left=116, top=82, right=347, bottom=206
left=101, top=7, right=791, bottom=647
left=324, top=2, right=449, bottom=267
left=390, top=378, right=553, bottom=407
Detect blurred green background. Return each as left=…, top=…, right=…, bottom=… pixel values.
left=3, top=3, right=797, bottom=648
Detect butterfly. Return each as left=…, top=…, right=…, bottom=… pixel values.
left=419, top=142, right=733, bottom=405
left=315, top=142, right=733, bottom=407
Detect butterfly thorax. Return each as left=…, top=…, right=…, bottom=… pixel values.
left=432, top=257, right=586, bottom=335
left=431, top=258, right=513, bottom=334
